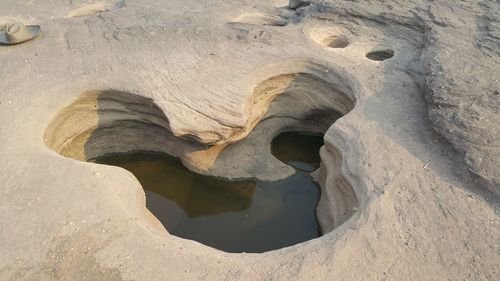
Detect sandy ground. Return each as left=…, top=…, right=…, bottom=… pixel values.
left=0, top=0, right=498, bottom=280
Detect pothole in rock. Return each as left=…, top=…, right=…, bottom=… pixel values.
left=309, top=29, right=350, bottom=49
left=365, top=49, right=395, bottom=61
left=44, top=65, right=359, bottom=253
left=289, top=0, right=311, bottom=10
left=321, top=35, right=349, bottom=49
left=94, top=132, right=323, bottom=253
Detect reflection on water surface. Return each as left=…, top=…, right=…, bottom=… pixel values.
left=96, top=132, right=324, bottom=253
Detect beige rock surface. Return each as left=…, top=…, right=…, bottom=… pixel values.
left=0, top=0, right=498, bottom=280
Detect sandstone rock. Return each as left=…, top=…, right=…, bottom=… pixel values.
left=0, top=0, right=498, bottom=280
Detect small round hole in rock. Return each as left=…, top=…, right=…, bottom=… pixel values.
left=322, top=35, right=349, bottom=49
left=365, top=49, right=395, bottom=61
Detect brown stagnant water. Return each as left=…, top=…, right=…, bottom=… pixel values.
left=95, top=132, right=324, bottom=253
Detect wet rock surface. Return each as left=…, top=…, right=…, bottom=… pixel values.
left=0, top=0, right=498, bottom=280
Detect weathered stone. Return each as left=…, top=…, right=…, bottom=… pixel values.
left=0, top=0, right=498, bottom=280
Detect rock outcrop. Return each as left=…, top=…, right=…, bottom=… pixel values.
left=0, top=0, right=498, bottom=280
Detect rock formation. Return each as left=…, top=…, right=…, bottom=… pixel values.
left=0, top=0, right=498, bottom=280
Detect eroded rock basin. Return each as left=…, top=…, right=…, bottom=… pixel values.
left=42, top=63, right=361, bottom=252
left=94, top=132, right=324, bottom=253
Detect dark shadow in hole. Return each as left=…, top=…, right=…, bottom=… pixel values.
left=366, top=49, right=395, bottom=61
left=289, top=0, right=311, bottom=10
left=272, top=132, right=324, bottom=172
left=83, top=90, right=177, bottom=161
